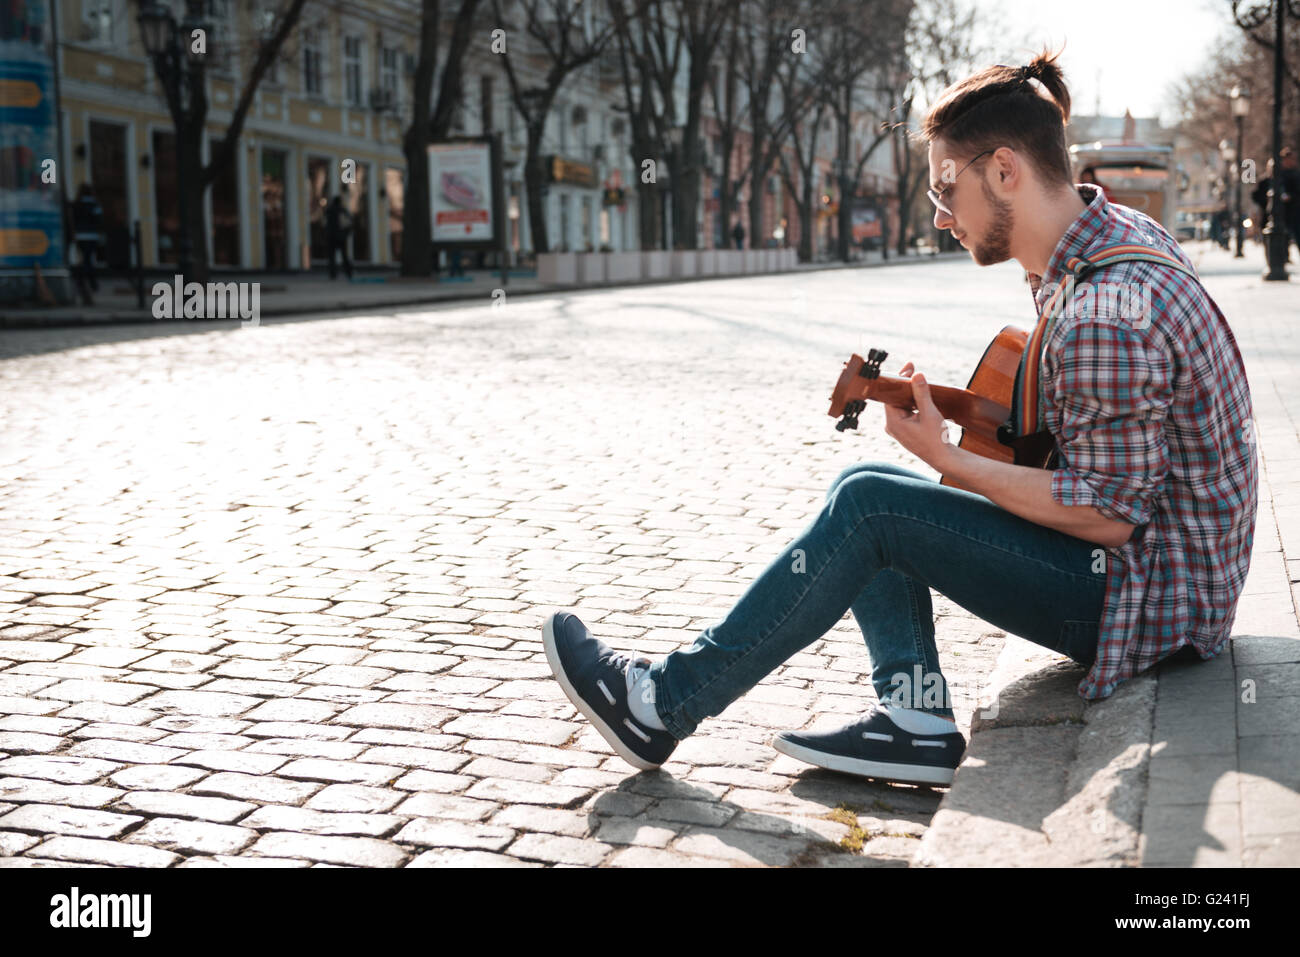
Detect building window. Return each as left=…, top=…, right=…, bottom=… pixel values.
left=302, top=27, right=323, bottom=97
left=346, top=164, right=370, bottom=262
left=81, top=0, right=118, bottom=46
left=258, top=2, right=281, bottom=84
left=381, top=47, right=399, bottom=111
left=89, top=119, right=129, bottom=269
left=152, top=129, right=178, bottom=264
left=307, top=156, right=331, bottom=260
left=344, top=35, right=363, bottom=107
left=211, top=153, right=240, bottom=266
left=208, top=0, right=234, bottom=75
left=262, top=148, right=288, bottom=270
left=386, top=167, right=404, bottom=261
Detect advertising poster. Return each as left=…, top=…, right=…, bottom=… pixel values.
left=0, top=0, right=63, bottom=271
left=429, top=141, right=494, bottom=243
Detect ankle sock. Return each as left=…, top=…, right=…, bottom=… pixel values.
left=882, top=703, right=957, bottom=735
left=627, top=664, right=667, bottom=731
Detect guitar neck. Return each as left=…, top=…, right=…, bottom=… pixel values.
left=868, top=374, right=1011, bottom=436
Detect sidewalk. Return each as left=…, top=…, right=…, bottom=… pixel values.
left=0, top=248, right=966, bottom=328
left=915, top=241, right=1300, bottom=867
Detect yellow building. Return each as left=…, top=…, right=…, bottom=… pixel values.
left=54, top=2, right=901, bottom=271
left=59, top=0, right=420, bottom=271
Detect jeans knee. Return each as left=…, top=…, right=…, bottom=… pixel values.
left=826, top=460, right=932, bottom=503
left=826, top=460, right=896, bottom=503
left=826, top=470, right=908, bottom=529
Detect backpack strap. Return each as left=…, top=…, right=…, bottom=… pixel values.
left=1010, top=242, right=1196, bottom=440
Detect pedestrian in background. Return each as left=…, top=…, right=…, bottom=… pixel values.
left=1282, top=147, right=1300, bottom=261
left=731, top=220, right=745, bottom=250
left=1251, top=152, right=1298, bottom=264
left=71, top=183, right=103, bottom=294
left=1209, top=205, right=1225, bottom=249
left=325, top=195, right=354, bottom=280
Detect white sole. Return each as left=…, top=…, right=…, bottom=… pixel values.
left=771, top=735, right=956, bottom=786
left=542, top=612, right=661, bottom=772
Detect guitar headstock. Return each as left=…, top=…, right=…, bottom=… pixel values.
left=828, top=348, right=888, bottom=430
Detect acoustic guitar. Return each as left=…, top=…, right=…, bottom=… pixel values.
left=827, top=325, right=1058, bottom=493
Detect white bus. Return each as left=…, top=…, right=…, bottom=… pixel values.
left=1068, top=141, right=1179, bottom=232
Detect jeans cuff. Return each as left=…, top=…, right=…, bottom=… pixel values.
left=647, top=662, right=691, bottom=741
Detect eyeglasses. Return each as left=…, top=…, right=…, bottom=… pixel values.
left=927, top=148, right=995, bottom=216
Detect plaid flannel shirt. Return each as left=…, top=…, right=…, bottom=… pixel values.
left=1027, top=184, right=1259, bottom=699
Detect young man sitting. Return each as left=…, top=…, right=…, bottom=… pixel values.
left=542, top=50, right=1259, bottom=787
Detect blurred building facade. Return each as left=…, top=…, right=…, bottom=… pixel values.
left=56, top=0, right=901, bottom=271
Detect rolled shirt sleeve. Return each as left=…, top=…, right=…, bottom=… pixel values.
left=1045, top=317, right=1174, bottom=528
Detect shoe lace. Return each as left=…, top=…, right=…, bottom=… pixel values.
left=609, top=652, right=652, bottom=696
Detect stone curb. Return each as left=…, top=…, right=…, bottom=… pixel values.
left=913, top=635, right=1156, bottom=867
left=0, top=252, right=969, bottom=329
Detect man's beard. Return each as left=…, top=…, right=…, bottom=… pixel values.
left=971, top=180, right=1013, bottom=265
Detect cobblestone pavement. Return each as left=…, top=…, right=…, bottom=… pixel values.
left=0, top=259, right=1047, bottom=867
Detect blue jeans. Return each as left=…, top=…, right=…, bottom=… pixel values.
left=646, top=460, right=1110, bottom=739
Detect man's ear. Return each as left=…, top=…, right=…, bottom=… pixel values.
left=993, top=147, right=1019, bottom=188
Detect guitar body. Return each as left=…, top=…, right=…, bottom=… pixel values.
left=942, top=326, right=1028, bottom=492
left=827, top=325, right=1059, bottom=490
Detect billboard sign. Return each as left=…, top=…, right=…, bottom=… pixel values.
left=429, top=139, right=496, bottom=244
left=0, top=0, right=63, bottom=272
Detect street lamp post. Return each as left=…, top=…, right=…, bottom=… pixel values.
left=1231, top=0, right=1299, bottom=281
left=1230, top=85, right=1250, bottom=257
left=138, top=1, right=209, bottom=280
left=1220, top=139, right=1235, bottom=250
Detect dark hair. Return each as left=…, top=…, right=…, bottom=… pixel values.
left=921, top=48, right=1073, bottom=188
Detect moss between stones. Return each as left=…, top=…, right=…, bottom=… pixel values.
left=827, top=804, right=869, bottom=853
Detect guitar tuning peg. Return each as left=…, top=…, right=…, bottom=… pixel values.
left=862, top=350, right=886, bottom=380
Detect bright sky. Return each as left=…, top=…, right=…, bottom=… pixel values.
left=969, top=0, right=1235, bottom=125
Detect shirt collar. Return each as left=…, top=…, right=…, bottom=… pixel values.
left=1027, top=183, right=1110, bottom=307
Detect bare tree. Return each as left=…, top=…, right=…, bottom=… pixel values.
left=1167, top=23, right=1298, bottom=164
left=883, top=70, right=923, bottom=257
left=733, top=0, right=813, bottom=249
left=401, top=0, right=483, bottom=277
left=137, top=0, right=311, bottom=280
left=608, top=0, right=681, bottom=250
left=707, top=12, right=746, bottom=248
left=667, top=0, right=739, bottom=248
left=607, top=0, right=735, bottom=250
left=492, top=0, right=622, bottom=254
left=890, top=0, right=993, bottom=254
left=1232, top=1, right=1300, bottom=98
left=773, top=7, right=829, bottom=262
left=815, top=0, right=909, bottom=262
